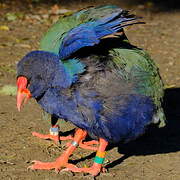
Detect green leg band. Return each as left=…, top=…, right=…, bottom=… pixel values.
left=94, top=156, right=105, bottom=164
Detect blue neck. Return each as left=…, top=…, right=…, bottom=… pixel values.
left=37, top=88, right=83, bottom=124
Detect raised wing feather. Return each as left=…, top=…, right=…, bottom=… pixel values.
left=59, top=12, right=140, bottom=59
left=40, top=5, right=122, bottom=54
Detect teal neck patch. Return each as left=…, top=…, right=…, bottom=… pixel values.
left=62, top=58, right=86, bottom=83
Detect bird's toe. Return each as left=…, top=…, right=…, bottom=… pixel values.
left=27, top=160, right=58, bottom=170
left=62, top=166, right=102, bottom=176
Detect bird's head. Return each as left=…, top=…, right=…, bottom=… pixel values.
left=16, top=50, right=70, bottom=111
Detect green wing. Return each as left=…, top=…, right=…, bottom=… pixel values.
left=109, top=41, right=166, bottom=127
left=40, top=5, right=120, bottom=54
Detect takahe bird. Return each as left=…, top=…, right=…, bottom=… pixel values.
left=16, top=5, right=165, bottom=176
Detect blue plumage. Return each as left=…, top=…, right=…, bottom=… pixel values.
left=37, top=79, right=154, bottom=143
left=16, top=6, right=166, bottom=175
left=17, top=5, right=164, bottom=145
left=102, top=95, right=154, bottom=143
left=17, top=50, right=155, bottom=143
left=59, top=11, right=139, bottom=59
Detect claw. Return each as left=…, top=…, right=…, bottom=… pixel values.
left=27, top=160, right=42, bottom=170
left=27, top=161, right=38, bottom=170
left=31, top=160, right=41, bottom=163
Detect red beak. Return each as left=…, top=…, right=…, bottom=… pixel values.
left=16, top=76, right=31, bottom=111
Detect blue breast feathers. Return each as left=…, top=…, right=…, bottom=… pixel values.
left=38, top=87, right=155, bottom=143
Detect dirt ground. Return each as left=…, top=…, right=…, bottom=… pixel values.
left=0, top=1, right=180, bottom=179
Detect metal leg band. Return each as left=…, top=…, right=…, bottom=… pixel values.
left=71, top=140, right=79, bottom=147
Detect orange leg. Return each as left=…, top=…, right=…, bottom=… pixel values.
left=62, top=138, right=108, bottom=176
left=32, top=125, right=73, bottom=144
left=28, top=128, right=87, bottom=172
left=66, top=140, right=99, bottom=151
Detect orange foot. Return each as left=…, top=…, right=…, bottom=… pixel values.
left=32, top=132, right=73, bottom=144
left=28, top=160, right=77, bottom=173
left=32, top=125, right=73, bottom=144
left=32, top=132, right=59, bottom=143
left=29, top=129, right=87, bottom=173
left=62, top=163, right=106, bottom=176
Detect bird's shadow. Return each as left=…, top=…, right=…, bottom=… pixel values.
left=107, top=87, right=180, bottom=169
